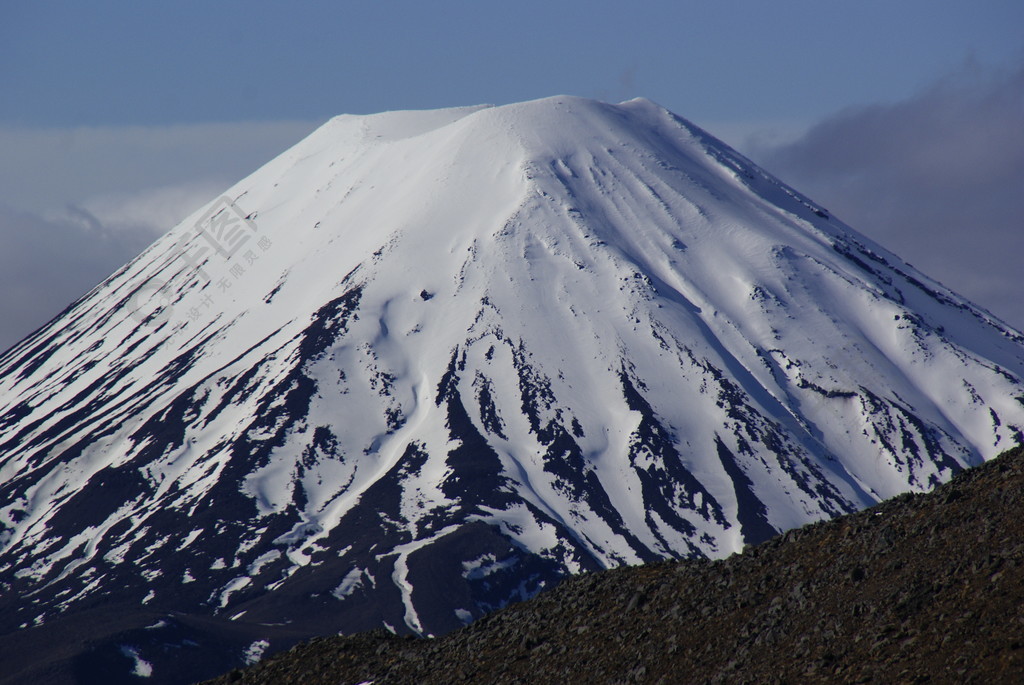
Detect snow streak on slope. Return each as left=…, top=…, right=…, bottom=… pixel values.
left=1, top=97, right=1023, bottom=654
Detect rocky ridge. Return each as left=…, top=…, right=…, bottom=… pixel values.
left=203, top=443, right=1024, bottom=684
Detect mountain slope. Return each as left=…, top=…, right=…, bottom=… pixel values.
left=1, top=96, right=1023, bottom=682
left=202, top=442, right=1024, bottom=685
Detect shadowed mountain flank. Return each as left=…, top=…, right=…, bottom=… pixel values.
left=203, top=443, right=1024, bottom=685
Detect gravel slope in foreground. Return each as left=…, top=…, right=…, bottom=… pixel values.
left=203, top=443, right=1024, bottom=684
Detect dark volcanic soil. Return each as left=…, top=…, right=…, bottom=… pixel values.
left=202, top=444, right=1024, bottom=684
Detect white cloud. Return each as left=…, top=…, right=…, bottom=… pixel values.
left=0, top=120, right=319, bottom=352
left=0, top=120, right=319, bottom=213
left=0, top=203, right=146, bottom=352
left=76, top=182, right=226, bottom=236
left=700, top=118, right=813, bottom=155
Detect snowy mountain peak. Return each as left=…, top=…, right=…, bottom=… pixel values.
left=1, top=96, right=1023, bottom=676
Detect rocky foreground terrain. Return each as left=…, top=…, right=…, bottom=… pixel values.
left=202, top=443, right=1024, bottom=684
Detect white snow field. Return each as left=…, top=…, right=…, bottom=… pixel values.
left=1, top=97, right=1022, bottom=666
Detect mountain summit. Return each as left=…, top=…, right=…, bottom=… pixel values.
left=1, top=96, right=1023, bottom=682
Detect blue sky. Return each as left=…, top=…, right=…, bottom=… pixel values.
left=3, top=1, right=1020, bottom=127
left=1, top=1, right=1022, bottom=350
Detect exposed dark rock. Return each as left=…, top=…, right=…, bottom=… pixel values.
left=201, top=443, right=1024, bottom=684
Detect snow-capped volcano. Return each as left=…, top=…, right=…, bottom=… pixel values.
left=1, top=96, right=1023, bottom=678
